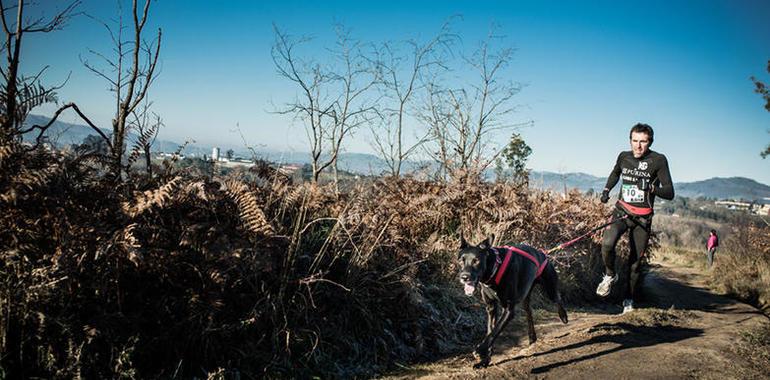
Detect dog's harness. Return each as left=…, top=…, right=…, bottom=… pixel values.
left=485, top=246, right=549, bottom=286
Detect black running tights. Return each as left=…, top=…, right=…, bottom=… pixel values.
left=601, top=210, right=652, bottom=300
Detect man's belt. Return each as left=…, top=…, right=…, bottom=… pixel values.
left=617, top=200, right=653, bottom=216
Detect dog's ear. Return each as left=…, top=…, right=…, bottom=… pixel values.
left=478, top=237, right=491, bottom=250
left=460, top=233, right=468, bottom=249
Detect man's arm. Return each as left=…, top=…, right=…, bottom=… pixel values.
left=600, top=153, right=622, bottom=203
left=653, top=155, right=675, bottom=200
left=603, top=153, right=622, bottom=191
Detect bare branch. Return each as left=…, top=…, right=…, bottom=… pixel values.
left=22, top=1, right=80, bottom=33
left=127, top=27, right=160, bottom=114
left=0, top=0, right=13, bottom=36
left=23, top=102, right=112, bottom=150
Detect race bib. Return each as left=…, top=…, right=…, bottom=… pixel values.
left=621, top=184, right=645, bottom=203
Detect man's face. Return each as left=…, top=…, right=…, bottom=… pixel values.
left=630, top=131, right=651, bottom=158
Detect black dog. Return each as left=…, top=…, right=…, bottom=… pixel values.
left=458, top=236, right=568, bottom=368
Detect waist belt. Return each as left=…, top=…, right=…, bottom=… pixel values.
left=617, top=200, right=653, bottom=216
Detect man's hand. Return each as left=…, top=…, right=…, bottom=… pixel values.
left=600, top=189, right=610, bottom=203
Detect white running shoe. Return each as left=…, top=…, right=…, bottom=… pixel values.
left=622, top=299, right=634, bottom=314
left=596, top=274, right=617, bottom=297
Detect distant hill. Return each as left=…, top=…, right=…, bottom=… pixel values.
left=24, top=114, right=770, bottom=201
left=23, top=114, right=208, bottom=155
left=528, top=171, right=770, bottom=201
left=22, top=114, right=429, bottom=174
left=529, top=171, right=607, bottom=194
left=674, top=177, right=770, bottom=201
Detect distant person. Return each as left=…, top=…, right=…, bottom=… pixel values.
left=706, top=230, right=719, bottom=268
left=596, top=123, right=675, bottom=314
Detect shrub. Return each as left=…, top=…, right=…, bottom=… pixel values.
left=710, top=223, right=770, bottom=313
left=1, top=141, right=632, bottom=378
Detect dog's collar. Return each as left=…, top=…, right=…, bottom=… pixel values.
left=482, top=247, right=505, bottom=285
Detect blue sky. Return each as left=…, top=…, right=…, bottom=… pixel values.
left=23, top=0, right=770, bottom=184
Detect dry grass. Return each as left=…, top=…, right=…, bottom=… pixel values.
left=733, top=322, right=770, bottom=379
left=710, top=223, right=770, bottom=314
left=654, top=214, right=724, bottom=251
left=657, top=217, right=769, bottom=315
left=656, top=245, right=709, bottom=270
left=0, top=139, right=648, bottom=378
left=617, top=306, right=698, bottom=328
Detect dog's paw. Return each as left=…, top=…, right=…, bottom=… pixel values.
left=558, top=307, right=569, bottom=324
left=474, top=345, right=490, bottom=358
left=473, top=358, right=490, bottom=369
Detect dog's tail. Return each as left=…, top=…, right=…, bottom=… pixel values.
left=540, top=261, right=569, bottom=324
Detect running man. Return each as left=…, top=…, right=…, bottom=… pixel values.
left=596, top=123, right=675, bottom=314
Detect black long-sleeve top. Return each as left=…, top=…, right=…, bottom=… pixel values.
left=604, top=150, right=674, bottom=210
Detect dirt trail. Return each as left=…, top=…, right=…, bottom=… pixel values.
left=382, top=259, right=769, bottom=379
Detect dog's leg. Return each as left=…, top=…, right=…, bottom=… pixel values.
left=473, top=305, right=515, bottom=369
left=485, top=304, right=497, bottom=336
left=557, top=300, right=568, bottom=324
left=481, top=286, right=499, bottom=336
left=523, top=291, right=537, bottom=345
left=542, top=263, right=569, bottom=324
left=475, top=288, right=497, bottom=367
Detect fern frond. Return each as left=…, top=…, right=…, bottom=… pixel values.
left=121, top=176, right=183, bottom=218
left=15, top=82, right=59, bottom=123
left=182, top=180, right=209, bottom=202
left=281, top=185, right=306, bottom=211
left=122, top=223, right=143, bottom=266
left=0, top=164, right=59, bottom=204
left=222, top=179, right=273, bottom=237
left=127, top=122, right=159, bottom=167
left=0, top=142, right=19, bottom=169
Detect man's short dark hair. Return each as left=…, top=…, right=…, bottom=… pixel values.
left=710, top=229, right=717, bottom=235
left=629, top=123, right=654, bottom=145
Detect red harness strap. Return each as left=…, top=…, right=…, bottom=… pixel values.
left=492, top=246, right=549, bottom=286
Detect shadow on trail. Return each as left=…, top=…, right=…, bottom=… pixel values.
left=495, top=322, right=703, bottom=374
left=644, top=266, right=765, bottom=318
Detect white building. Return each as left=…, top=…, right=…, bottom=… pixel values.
left=754, top=197, right=770, bottom=216
left=212, top=147, right=220, bottom=162
left=714, top=200, right=751, bottom=211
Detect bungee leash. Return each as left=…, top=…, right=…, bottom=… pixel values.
left=546, top=214, right=629, bottom=254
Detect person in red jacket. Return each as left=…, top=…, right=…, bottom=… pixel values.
left=707, top=230, right=719, bottom=268
left=596, top=123, right=675, bottom=314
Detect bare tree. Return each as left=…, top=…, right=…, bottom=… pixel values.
left=272, top=25, right=332, bottom=183
left=0, top=0, right=83, bottom=143
left=325, top=24, right=378, bottom=190
left=420, top=30, right=531, bottom=182
left=272, top=24, right=376, bottom=185
left=81, top=0, right=161, bottom=179
left=370, top=21, right=456, bottom=178
left=751, top=60, right=770, bottom=159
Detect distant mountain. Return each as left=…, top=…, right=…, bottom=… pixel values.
left=529, top=171, right=607, bottom=194
left=22, top=114, right=209, bottom=155
left=674, top=177, right=770, bottom=201
left=528, top=171, right=770, bottom=201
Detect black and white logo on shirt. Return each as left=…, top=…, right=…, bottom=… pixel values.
left=638, top=162, right=648, bottom=170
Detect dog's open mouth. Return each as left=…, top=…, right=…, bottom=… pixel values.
left=463, top=282, right=476, bottom=296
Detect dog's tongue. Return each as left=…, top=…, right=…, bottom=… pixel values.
left=464, top=283, right=475, bottom=296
